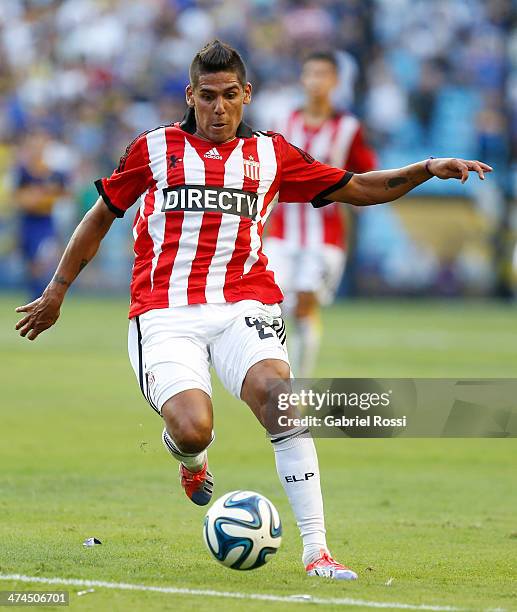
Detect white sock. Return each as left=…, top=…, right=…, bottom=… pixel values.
left=291, top=316, right=321, bottom=377
left=162, top=428, right=210, bottom=473
left=270, top=427, right=328, bottom=566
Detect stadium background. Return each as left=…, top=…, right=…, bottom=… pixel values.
left=0, top=0, right=516, bottom=298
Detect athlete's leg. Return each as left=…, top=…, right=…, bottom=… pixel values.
left=241, top=359, right=356, bottom=578
left=212, top=302, right=356, bottom=577
left=241, top=358, right=328, bottom=567
left=291, top=290, right=321, bottom=378
left=158, top=391, right=214, bottom=506
left=160, top=390, right=215, bottom=506
left=289, top=248, right=323, bottom=377
left=128, top=311, right=215, bottom=505
left=291, top=245, right=346, bottom=377
left=161, top=389, right=213, bottom=460
left=264, top=238, right=320, bottom=376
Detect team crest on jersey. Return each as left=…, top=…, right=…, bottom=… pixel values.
left=243, top=155, right=260, bottom=181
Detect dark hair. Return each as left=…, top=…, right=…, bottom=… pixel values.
left=190, top=40, right=247, bottom=88
left=303, top=51, right=338, bottom=70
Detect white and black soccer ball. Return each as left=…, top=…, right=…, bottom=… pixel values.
left=203, top=490, right=282, bottom=570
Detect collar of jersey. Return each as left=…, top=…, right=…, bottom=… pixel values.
left=179, top=107, right=254, bottom=139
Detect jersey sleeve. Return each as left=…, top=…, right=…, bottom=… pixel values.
left=94, top=135, right=153, bottom=218
left=276, top=134, right=353, bottom=208
left=345, top=125, right=377, bottom=173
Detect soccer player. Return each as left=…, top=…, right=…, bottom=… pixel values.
left=15, top=41, right=491, bottom=580
left=13, top=130, right=69, bottom=300
left=265, top=51, right=377, bottom=376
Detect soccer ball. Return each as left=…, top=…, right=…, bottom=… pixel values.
left=203, top=490, right=282, bottom=570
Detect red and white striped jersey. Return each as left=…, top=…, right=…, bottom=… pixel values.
left=267, top=109, right=376, bottom=250
left=95, top=114, right=352, bottom=318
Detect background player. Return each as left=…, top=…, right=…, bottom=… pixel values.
left=15, top=41, right=491, bottom=582
left=13, top=130, right=69, bottom=300
left=265, top=52, right=376, bottom=376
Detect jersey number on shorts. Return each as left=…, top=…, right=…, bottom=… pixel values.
left=245, top=316, right=274, bottom=340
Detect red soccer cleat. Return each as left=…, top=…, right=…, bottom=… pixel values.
left=179, top=461, right=214, bottom=506
left=305, top=549, right=358, bottom=580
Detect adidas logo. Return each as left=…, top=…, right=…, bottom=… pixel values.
left=204, top=147, right=222, bottom=160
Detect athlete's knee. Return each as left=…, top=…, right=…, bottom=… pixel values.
left=243, top=358, right=290, bottom=398
left=161, top=390, right=213, bottom=453
left=170, top=423, right=212, bottom=454
left=241, top=359, right=291, bottom=428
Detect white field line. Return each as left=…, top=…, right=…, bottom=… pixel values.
left=0, top=573, right=468, bottom=611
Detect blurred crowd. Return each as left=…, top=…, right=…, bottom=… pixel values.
left=0, top=0, right=515, bottom=294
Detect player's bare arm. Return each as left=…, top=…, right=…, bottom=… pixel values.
left=329, top=158, right=493, bottom=206
left=15, top=197, right=116, bottom=340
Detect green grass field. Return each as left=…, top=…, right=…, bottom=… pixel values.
left=1, top=295, right=516, bottom=611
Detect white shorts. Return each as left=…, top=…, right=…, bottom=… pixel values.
left=264, top=238, right=346, bottom=309
left=128, top=300, right=289, bottom=413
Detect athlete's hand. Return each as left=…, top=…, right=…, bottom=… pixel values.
left=428, top=158, right=493, bottom=183
left=15, top=292, right=62, bottom=341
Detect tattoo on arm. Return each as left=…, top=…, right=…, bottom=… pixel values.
left=383, top=163, right=427, bottom=191
left=53, top=275, right=71, bottom=287
left=51, top=259, right=88, bottom=289
left=384, top=176, right=409, bottom=190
